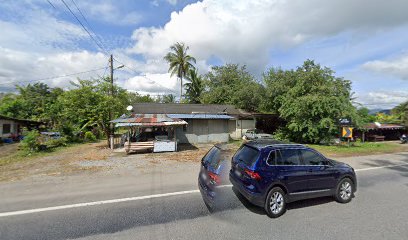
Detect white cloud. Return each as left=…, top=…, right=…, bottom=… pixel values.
left=0, top=1, right=110, bottom=91
left=362, top=53, right=408, bottom=80
left=355, top=91, right=408, bottom=109
left=151, top=1, right=160, bottom=7
left=123, top=73, right=179, bottom=95
left=79, top=1, right=142, bottom=26
left=0, top=48, right=107, bottom=90
left=166, top=0, right=178, bottom=5
left=128, top=0, right=408, bottom=74
left=0, top=8, right=86, bottom=53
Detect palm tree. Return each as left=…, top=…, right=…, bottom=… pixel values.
left=184, top=69, right=204, bottom=104
left=163, top=42, right=196, bottom=101
left=162, top=94, right=176, bottom=103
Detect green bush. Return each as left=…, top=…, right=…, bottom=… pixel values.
left=91, top=127, right=102, bottom=139
left=20, top=130, right=41, bottom=152
left=46, top=137, right=68, bottom=148
left=84, top=131, right=97, bottom=142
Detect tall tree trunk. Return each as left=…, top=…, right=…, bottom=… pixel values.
left=180, top=76, right=183, bottom=102
left=98, top=121, right=110, bottom=147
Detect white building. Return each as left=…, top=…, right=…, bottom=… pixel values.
left=0, top=115, right=40, bottom=139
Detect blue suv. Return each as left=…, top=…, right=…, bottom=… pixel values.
left=229, top=140, right=357, bottom=218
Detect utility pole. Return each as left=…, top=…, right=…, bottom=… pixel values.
left=110, top=54, right=114, bottom=97
left=107, top=55, right=124, bottom=149
left=109, top=54, right=114, bottom=149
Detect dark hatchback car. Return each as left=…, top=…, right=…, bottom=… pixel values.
left=198, top=144, right=230, bottom=209
left=229, top=140, right=357, bottom=218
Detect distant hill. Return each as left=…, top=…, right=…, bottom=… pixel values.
left=368, top=109, right=391, bottom=115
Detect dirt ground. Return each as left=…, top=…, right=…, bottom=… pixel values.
left=0, top=142, right=239, bottom=182
left=0, top=142, right=112, bottom=182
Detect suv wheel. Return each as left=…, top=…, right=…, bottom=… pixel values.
left=265, top=187, right=286, bottom=218
left=335, top=178, right=354, bottom=203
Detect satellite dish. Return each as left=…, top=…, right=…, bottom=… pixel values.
left=126, top=105, right=133, bottom=111
left=374, top=122, right=381, bottom=127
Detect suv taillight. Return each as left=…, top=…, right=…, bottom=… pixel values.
left=244, top=169, right=261, bottom=181
left=208, top=172, right=220, bottom=184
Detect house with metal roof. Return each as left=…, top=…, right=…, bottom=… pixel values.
left=127, top=103, right=262, bottom=144
left=356, top=122, right=406, bottom=141
left=0, top=115, right=41, bottom=141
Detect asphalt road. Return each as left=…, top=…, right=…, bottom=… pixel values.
left=0, top=155, right=407, bottom=239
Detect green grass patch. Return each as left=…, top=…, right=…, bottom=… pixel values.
left=307, top=142, right=407, bottom=158
left=229, top=139, right=243, bottom=147
left=0, top=143, right=82, bottom=167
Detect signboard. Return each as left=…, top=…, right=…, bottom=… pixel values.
left=153, top=140, right=176, bottom=152
left=342, top=127, right=353, bottom=138
left=339, top=118, right=352, bottom=126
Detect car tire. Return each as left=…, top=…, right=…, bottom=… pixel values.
left=264, top=187, right=286, bottom=218
left=335, top=178, right=354, bottom=203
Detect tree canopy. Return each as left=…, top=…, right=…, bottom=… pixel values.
left=393, top=101, right=408, bottom=126
left=0, top=83, right=63, bottom=124
left=202, top=64, right=264, bottom=112
left=263, top=60, right=357, bottom=143
left=184, top=69, right=204, bottom=104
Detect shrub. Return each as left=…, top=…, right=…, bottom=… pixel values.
left=84, top=131, right=97, bottom=142
left=20, top=130, right=41, bottom=152
left=46, top=137, right=68, bottom=148
left=91, top=127, right=102, bottom=139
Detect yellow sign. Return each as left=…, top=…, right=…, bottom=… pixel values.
left=342, top=127, right=353, bottom=138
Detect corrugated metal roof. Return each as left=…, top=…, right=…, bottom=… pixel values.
left=362, top=123, right=405, bottom=130
left=115, top=122, right=187, bottom=127
left=131, top=103, right=250, bottom=116
left=0, top=114, right=42, bottom=124
left=167, top=114, right=233, bottom=119
left=111, top=114, right=187, bottom=127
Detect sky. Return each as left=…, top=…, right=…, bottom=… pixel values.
left=0, top=0, right=408, bottom=109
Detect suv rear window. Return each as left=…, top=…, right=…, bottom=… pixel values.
left=233, top=145, right=260, bottom=167
left=202, top=146, right=222, bottom=169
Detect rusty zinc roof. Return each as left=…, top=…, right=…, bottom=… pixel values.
left=111, top=114, right=187, bottom=127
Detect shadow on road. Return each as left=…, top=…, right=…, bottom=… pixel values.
left=286, top=196, right=334, bottom=210
left=230, top=186, right=335, bottom=213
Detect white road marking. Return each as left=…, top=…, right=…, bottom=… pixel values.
left=0, top=189, right=198, bottom=217
left=1, top=164, right=407, bottom=218
left=355, top=163, right=408, bottom=172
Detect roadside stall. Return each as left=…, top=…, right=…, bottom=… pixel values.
left=111, top=114, right=187, bottom=154
left=357, top=123, right=406, bottom=142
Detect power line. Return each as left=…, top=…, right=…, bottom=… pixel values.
left=0, top=67, right=107, bottom=86
left=68, top=0, right=110, bottom=53
left=50, top=0, right=174, bottom=96
left=46, top=0, right=56, bottom=9
left=60, top=0, right=109, bottom=56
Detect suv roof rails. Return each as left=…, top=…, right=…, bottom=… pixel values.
left=266, top=143, right=306, bottom=148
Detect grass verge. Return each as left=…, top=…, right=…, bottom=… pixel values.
left=229, top=139, right=407, bottom=158
left=0, top=143, right=82, bottom=167
left=307, top=142, right=407, bottom=158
